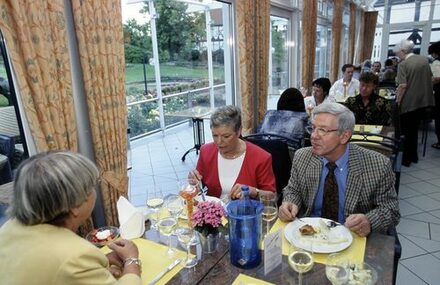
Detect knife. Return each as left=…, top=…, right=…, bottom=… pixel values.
left=148, top=258, right=181, bottom=285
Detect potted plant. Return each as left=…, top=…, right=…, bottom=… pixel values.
left=190, top=200, right=225, bottom=253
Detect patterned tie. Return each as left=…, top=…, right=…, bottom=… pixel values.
left=321, top=162, right=339, bottom=222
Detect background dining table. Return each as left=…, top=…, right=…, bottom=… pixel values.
left=145, top=222, right=396, bottom=285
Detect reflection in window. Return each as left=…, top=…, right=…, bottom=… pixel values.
left=0, top=32, right=29, bottom=188
left=268, top=15, right=289, bottom=110
left=315, top=24, right=331, bottom=79
left=122, top=0, right=233, bottom=138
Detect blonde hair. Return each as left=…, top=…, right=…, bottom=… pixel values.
left=9, top=151, right=99, bottom=225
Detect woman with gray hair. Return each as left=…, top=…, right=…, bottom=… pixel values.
left=190, top=105, right=276, bottom=200
left=0, top=151, right=141, bottom=285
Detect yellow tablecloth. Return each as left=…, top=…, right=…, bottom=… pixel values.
left=269, top=219, right=366, bottom=265
left=352, top=125, right=383, bottom=142
left=232, top=273, right=275, bottom=285
left=100, top=238, right=186, bottom=285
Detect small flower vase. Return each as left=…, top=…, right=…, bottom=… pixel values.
left=199, top=232, right=218, bottom=253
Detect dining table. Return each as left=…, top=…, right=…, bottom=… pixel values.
left=143, top=218, right=396, bottom=285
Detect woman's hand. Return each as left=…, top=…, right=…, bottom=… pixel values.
left=106, top=251, right=123, bottom=277
left=229, top=184, right=260, bottom=200
left=188, top=169, right=203, bottom=186
left=108, top=239, right=141, bottom=276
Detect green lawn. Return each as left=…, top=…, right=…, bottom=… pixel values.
left=125, top=63, right=224, bottom=83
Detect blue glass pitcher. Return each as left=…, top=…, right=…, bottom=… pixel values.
left=227, top=198, right=264, bottom=269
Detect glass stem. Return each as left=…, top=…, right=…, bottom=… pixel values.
left=186, top=245, right=190, bottom=262
left=298, top=272, right=303, bottom=285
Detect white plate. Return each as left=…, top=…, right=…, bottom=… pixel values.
left=284, top=217, right=353, bottom=253
left=195, top=195, right=225, bottom=206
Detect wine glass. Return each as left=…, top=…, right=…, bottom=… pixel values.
left=326, top=253, right=349, bottom=285
left=259, top=192, right=278, bottom=236
left=146, top=187, right=164, bottom=229
left=175, top=227, right=198, bottom=268
left=178, top=180, right=199, bottom=226
left=165, top=194, right=183, bottom=220
left=157, top=216, right=178, bottom=256
left=288, top=242, right=314, bottom=285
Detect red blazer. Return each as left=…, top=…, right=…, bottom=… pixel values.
left=196, top=141, right=276, bottom=198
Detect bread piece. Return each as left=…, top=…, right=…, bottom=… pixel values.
left=299, top=224, right=316, bottom=235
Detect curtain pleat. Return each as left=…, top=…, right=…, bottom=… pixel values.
left=348, top=2, right=357, bottom=64
left=330, top=0, right=343, bottom=83
left=236, top=0, right=270, bottom=134
left=0, top=0, right=77, bottom=151
left=301, top=0, right=317, bottom=94
left=358, top=11, right=378, bottom=63
left=70, top=0, right=127, bottom=226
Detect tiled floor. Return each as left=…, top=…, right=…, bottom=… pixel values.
left=129, top=120, right=440, bottom=285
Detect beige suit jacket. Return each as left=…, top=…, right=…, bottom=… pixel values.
left=0, top=219, right=141, bottom=285
left=283, top=144, right=400, bottom=233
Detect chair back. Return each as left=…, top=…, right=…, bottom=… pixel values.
left=350, top=132, right=403, bottom=194
left=242, top=133, right=293, bottom=205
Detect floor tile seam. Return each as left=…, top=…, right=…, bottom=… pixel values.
left=397, top=262, right=430, bottom=285
left=396, top=231, right=431, bottom=240
left=399, top=251, right=432, bottom=261
left=401, top=198, right=440, bottom=212
left=404, top=215, right=440, bottom=226
left=398, top=233, right=430, bottom=254
left=404, top=182, right=440, bottom=194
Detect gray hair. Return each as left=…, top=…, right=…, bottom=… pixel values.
left=210, top=105, right=242, bottom=132
left=9, top=151, right=99, bottom=226
left=312, top=102, right=355, bottom=133
left=393, top=39, right=414, bottom=54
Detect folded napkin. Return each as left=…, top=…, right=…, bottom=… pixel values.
left=269, top=219, right=366, bottom=265
left=117, top=196, right=145, bottom=239
left=232, top=274, right=275, bottom=285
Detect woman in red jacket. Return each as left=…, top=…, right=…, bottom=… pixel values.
left=190, top=105, right=276, bottom=201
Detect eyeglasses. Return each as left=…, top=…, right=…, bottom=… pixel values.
left=311, top=127, right=339, bottom=136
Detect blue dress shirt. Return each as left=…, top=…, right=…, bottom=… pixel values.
left=311, top=145, right=350, bottom=223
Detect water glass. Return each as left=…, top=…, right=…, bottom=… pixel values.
left=259, top=192, right=277, bottom=236
left=157, top=217, right=177, bottom=257
left=288, top=242, right=314, bottom=285
left=165, top=194, right=183, bottom=219
left=326, top=253, right=349, bottom=285
left=175, top=227, right=198, bottom=268
left=146, top=187, right=164, bottom=229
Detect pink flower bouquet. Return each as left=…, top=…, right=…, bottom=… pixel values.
left=191, top=200, right=225, bottom=237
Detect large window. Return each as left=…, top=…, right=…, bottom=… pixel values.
left=122, top=0, right=234, bottom=138
left=268, top=15, right=289, bottom=109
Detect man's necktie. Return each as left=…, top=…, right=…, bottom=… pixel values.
left=321, top=162, right=339, bottom=222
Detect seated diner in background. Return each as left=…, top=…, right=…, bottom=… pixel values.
left=258, top=87, right=308, bottom=149
left=190, top=105, right=276, bottom=201
left=278, top=102, right=400, bottom=237
left=344, top=72, right=394, bottom=126
left=0, top=151, right=141, bottom=285
left=304, top=77, right=333, bottom=113
left=329, top=64, right=360, bottom=102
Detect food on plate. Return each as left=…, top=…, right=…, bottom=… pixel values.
left=87, top=227, right=119, bottom=247
left=299, top=224, right=316, bottom=235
